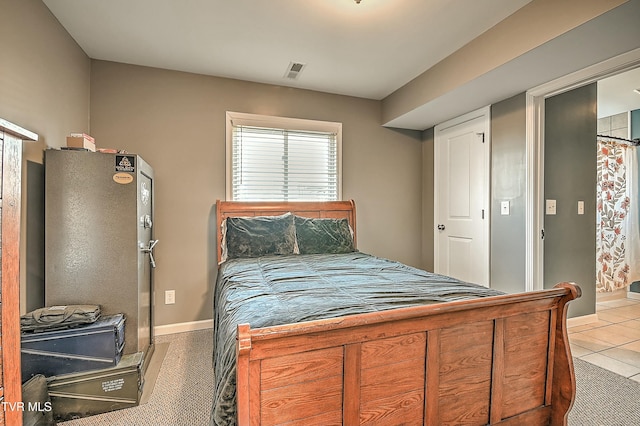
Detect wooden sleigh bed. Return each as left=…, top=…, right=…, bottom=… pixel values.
left=213, top=200, right=580, bottom=426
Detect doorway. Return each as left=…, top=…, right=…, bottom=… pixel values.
left=539, top=69, right=640, bottom=317
left=570, top=74, right=640, bottom=376
left=596, top=67, right=640, bottom=314
left=596, top=68, right=640, bottom=300
left=534, top=58, right=640, bottom=379
left=525, top=48, right=640, bottom=317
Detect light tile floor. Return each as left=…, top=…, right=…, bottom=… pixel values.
left=569, top=296, right=640, bottom=383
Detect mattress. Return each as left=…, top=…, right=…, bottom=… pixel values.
left=210, top=252, right=503, bottom=425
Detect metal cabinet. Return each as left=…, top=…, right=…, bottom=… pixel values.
left=44, top=149, right=155, bottom=361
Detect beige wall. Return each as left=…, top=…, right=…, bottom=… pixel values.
left=89, top=60, right=423, bottom=326
left=421, top=128, right=434, bottom=272
left=2, top=0, right=604, bottom=329
left=1, top=0, right=91, bottom=313
left=0, top=0, right=91, bottom=155
left=1, top=0, right=424, bottom=328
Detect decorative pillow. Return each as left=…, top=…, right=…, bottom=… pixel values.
left=223, top=213, right=296, bottom=260
left=294, top=216, right=355, bottom=255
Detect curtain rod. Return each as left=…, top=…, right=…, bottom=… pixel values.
left=597, top=134, right=640, bottom=146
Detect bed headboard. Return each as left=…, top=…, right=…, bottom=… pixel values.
left=215, top=200, right=357, bottom=264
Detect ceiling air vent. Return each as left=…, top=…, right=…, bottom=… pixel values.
left=284, top=62, right=306, bottom=80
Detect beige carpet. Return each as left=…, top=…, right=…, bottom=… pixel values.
left=59, top=329, right=214, bottom=426
left=569, top=358, right=640, bottom=426
left=56, top=329, right=639, bottom=426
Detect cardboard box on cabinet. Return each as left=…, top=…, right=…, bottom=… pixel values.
left=66, top=133, right=96, bottom=151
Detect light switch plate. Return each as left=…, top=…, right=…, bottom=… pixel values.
left=578, top=200, right=584, bottom=215
left=501, top=201, right=510, bottom=215
left=546, top=199, right=557, bottom=215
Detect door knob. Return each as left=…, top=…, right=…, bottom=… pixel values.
left=437, top=224, right=446, bottom=231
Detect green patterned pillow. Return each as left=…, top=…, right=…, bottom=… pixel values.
left=224, top=213, right=296, bottom=260
left=294, top=216, right=355, bottom=255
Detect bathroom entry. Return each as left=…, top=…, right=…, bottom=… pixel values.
left=596, top=68, right=640, bottom=297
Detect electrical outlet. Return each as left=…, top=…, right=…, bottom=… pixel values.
left=165, top=290, right=175, bottom=305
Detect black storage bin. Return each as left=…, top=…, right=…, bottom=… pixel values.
left=47, top=352, right=144, bottom=422
left=21, top=314, right=125, bottom=381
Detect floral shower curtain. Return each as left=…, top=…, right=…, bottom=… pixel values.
left=596, top=138, right=640, bottom=292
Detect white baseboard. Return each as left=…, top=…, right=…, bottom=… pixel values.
left=596, top=289, right=628, bottom=302
left=627, top=291, right=640, bottom=300
left=154, top=319, right=213, bottom=336
left=567, top=313, right=598, bottom=328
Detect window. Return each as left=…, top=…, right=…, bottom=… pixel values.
left=226, top=112, right=342, bottom=201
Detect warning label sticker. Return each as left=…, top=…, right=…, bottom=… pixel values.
left=115, top=155, right=135, bottom=173
left=102, top=378, right=125, bottom=393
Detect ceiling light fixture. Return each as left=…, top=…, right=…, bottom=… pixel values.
left=355, top=0, right=362, bottom=3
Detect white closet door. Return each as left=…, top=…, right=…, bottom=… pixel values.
left=434, top=107, right=490, bottom=287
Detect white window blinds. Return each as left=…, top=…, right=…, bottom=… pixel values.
left=228, top=113, right=341, bottom=201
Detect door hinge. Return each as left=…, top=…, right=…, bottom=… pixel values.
left=482, top=209, right=485, bottom=219
left=476, top=132, right=485, bottom=143
left=541, top=229, right=545, bottom=240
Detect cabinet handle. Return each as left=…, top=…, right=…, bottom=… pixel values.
left=140, top=239, right=159, bottom=268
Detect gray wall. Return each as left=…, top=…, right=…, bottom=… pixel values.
left=632, top=109, right=640, bottom=140
left=421, top=128, right=435, bottom=272
left=3, top=0, right=425, bottom=328
left=631, top=109, right=640, bottom=293
left=1, top=0, right=91, bottom=314
left=490, top=94, right=527, bottom=293
left=486, top=88, right=598, bottom=314
left=422, top=94, right=532, bottom=295
left=25, top=161, right=45, bottom=312
left=422, top=94, right=529, bottom=294
left=441, top=90, right=596, bottom=315
left=544, top=83, right=597, bottom=317
left=89, top=60, right=424, bottom=327
left=0, top=0, right=91, bottom=149
left=4, top=0, right=606, bottom=327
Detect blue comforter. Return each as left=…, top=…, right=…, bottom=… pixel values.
left=210, top=252, right=503, bottom=425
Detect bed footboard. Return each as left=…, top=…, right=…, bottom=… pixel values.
left=236, top=282, right=580, bottom=426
